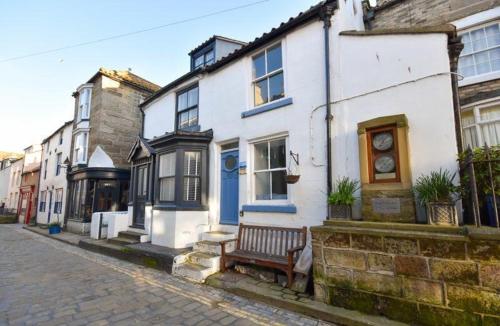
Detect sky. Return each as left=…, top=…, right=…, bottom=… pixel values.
left=0, top=0, right=376, bottom=153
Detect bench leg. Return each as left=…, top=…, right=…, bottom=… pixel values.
left=287, top=269, right=293, bottom=288
left=220, top=256, right=226, bottom=272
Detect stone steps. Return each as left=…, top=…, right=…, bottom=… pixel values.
left=118, top=230, right=145, bottom=242
left=107, top=237, right=138, bottom=246
left=172, top=231, right=236, bottom=283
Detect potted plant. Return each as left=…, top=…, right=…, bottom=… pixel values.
left=414, top=169, right=459, bottom=226
left=328, top=177, right=360, bottom=219
left=48, top=222, right=61, bottom=234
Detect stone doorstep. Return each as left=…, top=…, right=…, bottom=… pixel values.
left=206, top=271, right=408, bottom=326
left=193, top=240, right=236, bottom=255
left=172, top=262, right=217, bottom=283
left=201, top=231, right=237, bottom=242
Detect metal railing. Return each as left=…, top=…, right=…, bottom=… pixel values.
left=461, top=145, right=499, bottom=228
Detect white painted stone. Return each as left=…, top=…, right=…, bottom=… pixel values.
left=88, top=145, right=114, bottom=168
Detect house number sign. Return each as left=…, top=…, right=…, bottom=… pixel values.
left=372, top=198, right=401, bottom=214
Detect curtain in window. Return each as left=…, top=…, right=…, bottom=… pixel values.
left=159, top=153, right=176, bottom=201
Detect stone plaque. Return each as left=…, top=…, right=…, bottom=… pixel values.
left=372, top=198, right=401, bottom=214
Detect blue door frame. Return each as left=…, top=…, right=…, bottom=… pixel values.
left=220, top=150, right=239, bottom=225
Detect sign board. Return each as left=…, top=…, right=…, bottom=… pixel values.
left=372, top=198, right=401, bottom=214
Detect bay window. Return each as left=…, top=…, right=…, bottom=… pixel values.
left=458, top=23, right=500, bottom=79
left=176, top=85, right=199, bottom=131
left=462, top=102, right=500, bottom=148
left=73, top=132, right=88, bottom=164
left=253, top=138, right=287, bottom=201
left=252, top=43, right=284, bottom=106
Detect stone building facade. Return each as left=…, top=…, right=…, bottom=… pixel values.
left=365, top=0, right=500, bottom=149
left=65, top=68, right=159, bottom=234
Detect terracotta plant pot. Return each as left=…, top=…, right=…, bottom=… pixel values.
left=328, top=204, right=352, bottom=219
left=427, top=202, right=458, bottom=226
left=285, top=174, right=300, bottom=184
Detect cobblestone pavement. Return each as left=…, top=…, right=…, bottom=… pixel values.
left=0, top=225, right=333, bottom=326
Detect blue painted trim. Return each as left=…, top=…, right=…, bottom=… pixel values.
left=242, top=204, right=297, bottom=214
left=241, top=97, right=293, bottom=118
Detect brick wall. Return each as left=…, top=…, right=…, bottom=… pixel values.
left=88, top=75, right=149, bottom=169
left=311, top=220, right=500, bottom=325
left=368, top=0, right=499, bottom=30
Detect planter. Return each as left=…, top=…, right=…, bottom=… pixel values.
left=427, top=202, right=458, bottom=226
left=48, top=225, right=61, bottom=234
left=328, top=204, right=352, bottom=219
left=285, top=174, right=300, bottom=184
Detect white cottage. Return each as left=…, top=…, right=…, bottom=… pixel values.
left=37, top=120, right=73, bottom=226
left=125, top=0, right=461, bottom=256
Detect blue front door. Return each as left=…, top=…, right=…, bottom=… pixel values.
left=47, top=191, right=53, bottom=223
left=220, top=150, right=239, bottom=225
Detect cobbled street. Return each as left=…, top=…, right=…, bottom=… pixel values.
left=0, top=225, right=331, bottom=326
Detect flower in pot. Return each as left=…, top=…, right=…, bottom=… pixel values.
left=48, top=222, right=61, bottom=234
left=327, top=177, right=360, bottom=219
left=414, top=169, right=459, bottom=226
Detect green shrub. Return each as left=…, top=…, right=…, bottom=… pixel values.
left=328, top=177, right=360, bottom=206
left=414, top=169, right=458, bottom=206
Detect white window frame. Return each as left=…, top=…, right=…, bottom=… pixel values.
left=458, top=20, right=500, bottom=86
left=55, top=152, right=62, bottom=176
left=462, top=97, right=500, bottom=148
left=158, top=152, right=176, bottom=202
left=250, top=134, right=290, bottom=205
left=73, top=131, right=89, bottom=165
left=251, top=41, right=285, bottom=108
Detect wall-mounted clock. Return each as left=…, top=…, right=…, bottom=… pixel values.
left=372, top=132, right=393, bottom=151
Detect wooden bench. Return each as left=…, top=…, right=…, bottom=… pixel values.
left=220, top=223, right=307, bottom=287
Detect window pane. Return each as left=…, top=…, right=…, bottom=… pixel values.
left=188, top=87, right=198, bottom=107
left=267, top=44, right=282, bottom=72
left=486, top=24, right=500, bottom=47
left=205, top=50, right=215, bottom=64
left=254, top=142, right=268, bottom=170
left=159, top=153, right=176, bottom=177
left=271, top=170, right=287, bottom=200
left=184, top=177, right=200, bottom=201
left=184, top=152, right=200, bottom=176
left=480, top=106, right=500, bottom=121
left=269, top=72, right=284, bottom=102
left=253, top=52, right=266, bottom=79
left=188, top=108, right=198, bottom=127
left=254, top=79, right=268, bottom=106
left=471, top=28, right=487, bottom=52
left=490, top=48, right=500, bottom=71
left=461, top=110, right=475, bottom=127
left=458, top=55, right=475, bottom=77
left=270, top=138, right=286, bottom=169
left=160, top=178, right=175, bottom=201
left=178, top=92, right=188, bottom=111
left=481, top=121, right=500, bottom=146
left=461, top=33, right=472, bottom=55
left=194, top=55, right=204, bottom=68
left=474, top=51, right=491, bottom=74
left=255, top=171, right=270, bottom=200
left=179, top=111, right=189, bottom=129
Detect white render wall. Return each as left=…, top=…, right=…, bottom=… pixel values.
left=0, top=164, right=11, bottom=205
left=5, top=159, right=23, bottom=212
left=331, top=33, right=459, bottom=217
left=37, top=123, right=73, bottom=225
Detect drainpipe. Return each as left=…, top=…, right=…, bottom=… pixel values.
left=448, top=36, right=464, bottom=154
left=320, top=4, right=335, bottom=196
left=139, top=106, right=145, bottom=138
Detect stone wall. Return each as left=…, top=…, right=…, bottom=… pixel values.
left=367, top=0, right=498, bottom=30
left=459, top=79, right=500, bottom=106
left=89, top=75, right=149, bottom=169
left=311, top=220, right=500, bottom=325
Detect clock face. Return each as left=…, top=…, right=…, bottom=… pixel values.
left=374, top=154, right=396, bottom=173
left=372, top=132, right=394, bottom=151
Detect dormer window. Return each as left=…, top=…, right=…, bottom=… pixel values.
left=78, top=86, right=92, bottom=121
left=194, top=49, right=215, bottom=69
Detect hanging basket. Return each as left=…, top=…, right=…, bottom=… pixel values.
left=285, top=174, right=300, bottom=184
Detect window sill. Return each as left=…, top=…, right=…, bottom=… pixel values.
left=242, top=204, right=297, bottom=214
left=458, top=71, right=500, bottom=87
left=241, top=97, right=293, bottom=119
left=178, top=125, right=201, bottom=132
left=153, top=203, right=208, bottom=211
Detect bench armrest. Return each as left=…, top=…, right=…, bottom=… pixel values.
left=287, top=245, right=305, bottom=254
left=219, top=238, right=237, bottom=246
